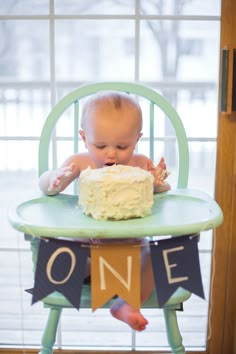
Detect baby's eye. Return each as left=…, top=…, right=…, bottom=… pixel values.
left=95, top=145, right=106, bottom=149
left=117, top=145, right=128, bottom=150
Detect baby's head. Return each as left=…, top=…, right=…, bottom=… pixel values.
left=80, top=91, right=142, bottom=134
left=79, top=91, right=143, bottom=167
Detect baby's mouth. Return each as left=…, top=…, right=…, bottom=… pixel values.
left=104, top=163, right=116, bottom=166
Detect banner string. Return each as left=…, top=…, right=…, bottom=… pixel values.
left=39, top=233, right=200, bottom=248
left=81, top=241, right=144, bottom=249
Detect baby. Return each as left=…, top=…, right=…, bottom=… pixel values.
left=39, top=91, right=170, bottom=331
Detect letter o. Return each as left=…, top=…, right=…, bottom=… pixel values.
left=46, top=247, right=76, bottom=285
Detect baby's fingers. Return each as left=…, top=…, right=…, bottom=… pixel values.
left=48, top=178, right=60, bottom=192
left=156, top=157, right=166, bottom=170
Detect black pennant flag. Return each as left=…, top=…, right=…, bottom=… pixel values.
left=27, top=238, right=89, bottom=309
left=150, top=235, right=205, bottom=307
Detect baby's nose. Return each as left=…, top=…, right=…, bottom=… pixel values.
left=106, top=146, right=116, bottom=158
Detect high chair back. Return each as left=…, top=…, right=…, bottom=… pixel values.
left=33, top=82, right=191, bottom=354
left=38, top=82, right=189, bottom=188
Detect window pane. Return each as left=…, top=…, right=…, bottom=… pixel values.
left=0, top=21, right=50, bottom=81
left=0, top=141, right=38, bottom=170
left=0, top=249, right=52, bottom=345
left=177, top=90, right=218, bottom=138
left=0, top=170, right=37, bottom=249
left=140, top=0, right=221, bottom=16
left=55, top=20, right=135, bottom=82
left=55, top=0, right=135, bottom=15
left=188, top=141, right=216, bottom=192
left=140, top=20, right=220, bottom=82
left=0, top=88, right=50, bottom=138
left=0, top=0, right=49, bottom=15
left=61, top=308, right=132, bottom=348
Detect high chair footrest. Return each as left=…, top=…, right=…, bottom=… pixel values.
left=42, top=285, right=191, bottom=309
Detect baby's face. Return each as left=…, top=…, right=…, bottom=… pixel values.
left=80, top=104, right=142, bottom=167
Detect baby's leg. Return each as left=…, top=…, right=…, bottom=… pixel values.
left=110, top=239, right=154, bottom=331
left=75, top=239, right=91, bottom=280
left=84, top=255, right=91, bottom=278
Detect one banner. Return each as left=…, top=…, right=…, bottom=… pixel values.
left=150, top=235, right=205, bottom=307
left=29, top=238, right=89, bottom=309
left=91, top=243, right=141, bottom=311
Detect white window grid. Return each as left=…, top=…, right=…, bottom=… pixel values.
left=0, top=0, right=220, bottom=351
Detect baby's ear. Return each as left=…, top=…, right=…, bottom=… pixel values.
left=79, top=130, right=88, bottom=148
left=137, top=132, right=143, bottom=141
left=79, top=129, right=86, bottom=142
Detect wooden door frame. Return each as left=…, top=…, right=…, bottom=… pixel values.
left=207, top=0, right=236, bottom=353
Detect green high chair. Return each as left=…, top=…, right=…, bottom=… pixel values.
left=9, top=82, right=223, bottom=354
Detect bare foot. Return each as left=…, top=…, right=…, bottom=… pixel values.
left=110, top=300, right=148, bottom=331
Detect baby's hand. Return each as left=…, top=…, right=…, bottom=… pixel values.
left=154, top=157, right=170, bottom=186
left=48, top=163, right=75, bottom=192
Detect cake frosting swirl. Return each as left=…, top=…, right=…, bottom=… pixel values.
left=78, top=165, right=154, bottom=221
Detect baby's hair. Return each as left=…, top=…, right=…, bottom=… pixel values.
left=80, top=91, right=142, bottom=131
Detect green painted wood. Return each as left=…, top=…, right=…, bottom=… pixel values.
left=10, top=190, right=223, bottom=239
left=9, top=82, right=223, bottom=354
left=39, top=307, right=62, bottom=354
left=163, top=308, right=185, bottom=354
left=38, top=82, right=189, bottom=188
left=149, top=101, right=154, bottom=161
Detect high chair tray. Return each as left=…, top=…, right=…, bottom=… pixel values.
left=9, top=189, right=223, bottom=239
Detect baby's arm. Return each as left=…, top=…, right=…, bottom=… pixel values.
left=147, top=157, right=171, bottom=193
left=39, top=162, right=77, bottom=196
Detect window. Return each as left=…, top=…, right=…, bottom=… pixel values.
left=180, top=39, right=203, bottom=56
left=0, top=0, right=221, bottom=351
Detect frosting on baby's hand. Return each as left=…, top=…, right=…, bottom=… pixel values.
left=64, top=171, right=73, bottom=177
left=48, top=164, right=74, bottom=192
left=154, top=157, right=170, bottom=185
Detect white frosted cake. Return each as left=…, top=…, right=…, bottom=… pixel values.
left=78, top=165, right=154, bottom=221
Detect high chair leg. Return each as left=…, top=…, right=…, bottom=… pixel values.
left=163, top=307, right=186, bottom=354
left=39, top=307, right=62, bottom=354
